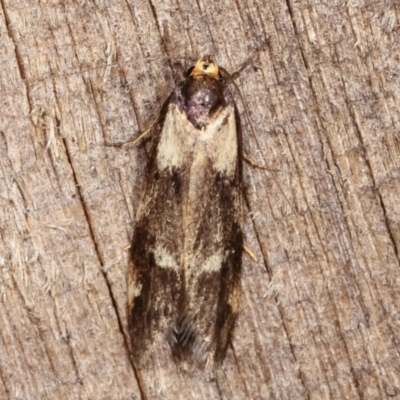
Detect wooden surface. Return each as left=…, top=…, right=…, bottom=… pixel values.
left=1, top=0, right=400, bottom=399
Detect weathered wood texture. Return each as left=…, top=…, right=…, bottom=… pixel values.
left=0, top=0, right=399, bottom=399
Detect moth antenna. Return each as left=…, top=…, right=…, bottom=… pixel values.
left=223, top=47, right=295, bottom=213
left=168, top=55, right=198, bottom=63
left=161, top=22, right=201, bottom=73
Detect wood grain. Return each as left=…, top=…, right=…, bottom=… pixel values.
left=0, top=0, right=399, bottom=399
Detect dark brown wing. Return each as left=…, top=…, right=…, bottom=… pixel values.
left=128, top=79, right=243, bottom=368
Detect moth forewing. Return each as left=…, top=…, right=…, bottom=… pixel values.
left=128, top=56, right=243, bottom=368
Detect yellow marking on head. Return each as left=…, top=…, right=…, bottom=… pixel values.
left=191, top=56, right=219, bottom=79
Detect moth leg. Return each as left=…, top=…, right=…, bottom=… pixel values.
left=243, top=151, right=284, bottom=173
left=219, top=42, right=269, bottom=83
left=243, top=244, right=258, bottom=262
left=243, top=150, right=294, bottom=212
left=234, top=42, right=268, bottom=75
left=242, top=151, right=272, bottom=170
left=104, top=116, right=158, bottom=148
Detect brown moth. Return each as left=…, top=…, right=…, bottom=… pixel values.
left=128, top=56, right=243, bottom=368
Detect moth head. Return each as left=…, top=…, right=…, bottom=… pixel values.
left=189, top=56, right=219, bottom=79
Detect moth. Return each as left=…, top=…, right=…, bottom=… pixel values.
left=128, top=56, right=244, bottom=368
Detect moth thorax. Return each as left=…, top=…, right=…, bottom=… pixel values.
left=191, top=56, right=219, bottom=79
